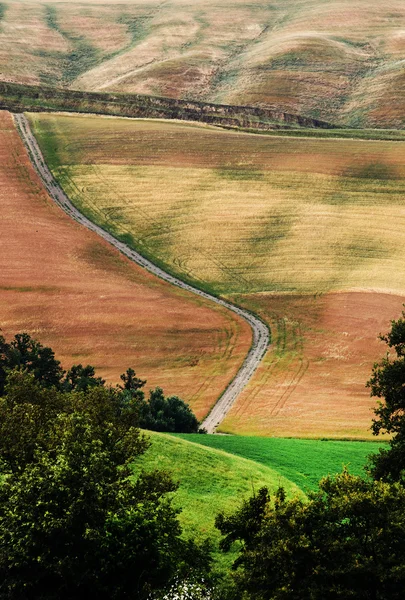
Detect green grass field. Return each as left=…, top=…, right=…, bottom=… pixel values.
left=175, top=434, right=387, bottom=492
left=134, top=432, right=386, bottom=570
left=134, top=431, right=304, bottom=568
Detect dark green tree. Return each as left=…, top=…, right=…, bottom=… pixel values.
left=119, top=367, right=146, bottom=394
left=62, top=363, right=105, bottom=392
left=0, top=332, right=64, bottom=395
left=0, top=370, right=210, bottom=599
left=216, top=471, right=405, bottom=600
left=367, top=310, right=405, bottom=481
left=139, top=387, right=200, bottom=433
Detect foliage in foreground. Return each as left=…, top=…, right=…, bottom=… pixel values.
left=216, top=472, right=405, bottom=600
left=0, top=370, right=210, bottom=599
left=367, top=311, right=405, bottom=481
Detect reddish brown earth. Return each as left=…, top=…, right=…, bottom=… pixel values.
left=0, top=111, right=251, bottom=419
left=221, top=291, right=405, bottom=438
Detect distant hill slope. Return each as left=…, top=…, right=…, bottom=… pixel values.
left=0, top=0, right=404, bottom=128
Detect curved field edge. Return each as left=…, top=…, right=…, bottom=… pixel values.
left=22, top=112, right=270, bottom=432
left=175, top=434, right=388, bottom=492
left=27, top=112, right=405, bottom=438
left=133, top=431, right=304, bottom=568
left=0, top=109, right=252, bottom=420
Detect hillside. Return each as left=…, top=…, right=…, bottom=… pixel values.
left=30, top=112, right=405, bottom=437
left=0, top=0, right=404, bottom=128
left=0, top=109, right=251, bottom=419
left=134, top=431, right=303, bottom=565
left=176, top=434, right=386, bottom=492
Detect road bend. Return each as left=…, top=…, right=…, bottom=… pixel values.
left=14, top=112, right=270, bottom=433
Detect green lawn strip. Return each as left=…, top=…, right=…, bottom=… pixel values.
left=174, top=435, right=387, bottom=493
left=133, top=431, right=303, bottom=571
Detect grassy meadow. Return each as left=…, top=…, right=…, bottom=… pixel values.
left=175, top=434, right=386, bottom=493
left=1, top=0, right=405, bottom=127
left=135, top=431, right=304, bottom=567
left=0, top=110, right=251, bottom=420
left=29, top=113, right=405, bottom=437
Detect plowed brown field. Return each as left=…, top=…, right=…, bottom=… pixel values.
left=0, top=111, right=251, bottom=419
left=222, top=291, right=405, bottom=438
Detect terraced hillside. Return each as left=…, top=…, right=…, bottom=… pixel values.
left=0, top=0, right=404, bottom=127
left=0, top=110, right=251, bottom=420
left=30, top=112, right=405, bottom=437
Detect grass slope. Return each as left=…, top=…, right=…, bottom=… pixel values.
left=0, top=110, right=251, bottom=420
left=0, top=0, right=404, bottom=127
left=29, top=112, right=405, bottom=437
left=175, top=435, right=387, bottom=493
left=134, top=431, right=303, bottom=567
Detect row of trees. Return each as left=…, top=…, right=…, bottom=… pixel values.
left=0, top=333, right=201, bottom=433
left=2, top=313, right=405, bottom=599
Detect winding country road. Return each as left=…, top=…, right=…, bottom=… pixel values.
left=14, top=112, right=270, bottom=433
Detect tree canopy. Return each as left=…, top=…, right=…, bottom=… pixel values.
left=367, top=310, right=405, bottom=481
left=216, top=472, right=405, bottom=600
left=0, top=333, right=201, bottom=434
left=0, top=369, right=210, bottom=599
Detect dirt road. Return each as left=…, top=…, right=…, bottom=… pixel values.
left=14, top=112, right=270, bottom=433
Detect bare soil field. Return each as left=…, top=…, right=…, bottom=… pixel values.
left=0, top=110, right=251, bottom=420
left=0, top=0, right=404, bottom=127
left=222, top=291, right=404, bottom=438
left=29, top=113, right=405, bottom=436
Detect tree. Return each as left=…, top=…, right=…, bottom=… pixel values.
left=63, top=364, right=105, bottom=392
left=139, top=387, right=200, bottom=433
left=0, top=331, right=202, bottom=434
left=216, top=471, right=405, bottom=600
left=0, top=332, right=64, bottom=395
left=367, top=310, right=405, bottom=481
left=119, top=367, right=147, bottom=395
left=0, top=370, right=211, bottom=599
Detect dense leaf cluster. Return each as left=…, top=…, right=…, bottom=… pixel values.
left=0, top=369, right=209, bottom=599
left=216, top=473, right=405, bottom=600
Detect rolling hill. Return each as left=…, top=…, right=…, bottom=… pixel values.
left=0, top=109, right=251, bottom=420
left=0, top=0, right=404, bottom=128
left=135, top=431, right=304, bottom=567
left=29, top=112, right=405, bottom=437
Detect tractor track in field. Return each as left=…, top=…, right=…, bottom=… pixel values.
left=14, top=112, right=270, bottom=433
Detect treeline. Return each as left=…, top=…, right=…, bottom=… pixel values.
left=0, top=332, right=202, bottom=434
left=1, top=318, right=405, bottom=599
left=0, top=81, right=336, bottom=131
